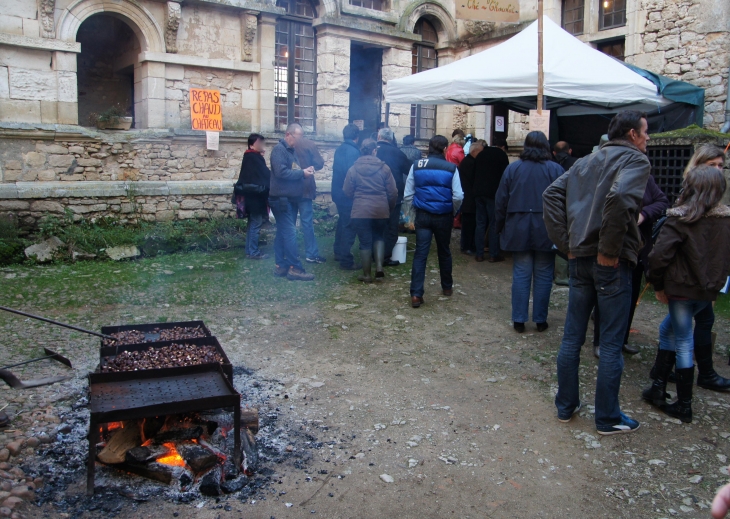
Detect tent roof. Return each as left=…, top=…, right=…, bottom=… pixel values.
left=385, top=17, right=671, bottom=115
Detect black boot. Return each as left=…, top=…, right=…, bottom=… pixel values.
left=649, top=346, right=676, bottom=383
left=358, top=250, right=373, bottom=283
left=695, top=340, right=730, bottom=391
left=661, top=366, right=694, bottom=423
left=642, top=349, right=676, bottom=407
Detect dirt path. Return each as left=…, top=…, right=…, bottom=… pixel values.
left=2, top=232, right=730, bottom=518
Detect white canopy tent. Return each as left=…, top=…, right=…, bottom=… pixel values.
left=385, top=17, right=669, bottom=116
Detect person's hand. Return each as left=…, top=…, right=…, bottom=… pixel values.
left=303, top=167, right=315, bottom=178
left=655, top=290, right=669, bottom=304
left=638, top=213, right=645, bottom=225
left=597, top=253, right=618, bottom=267
left=712, top=480, right=730, bottom=518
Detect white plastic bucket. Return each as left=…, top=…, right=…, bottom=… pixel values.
left=391, top=236, right=408, bottom=264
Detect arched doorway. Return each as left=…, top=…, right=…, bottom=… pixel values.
left=76, top=14, right=139, bottom=127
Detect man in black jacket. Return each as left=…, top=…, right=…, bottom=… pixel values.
left=376, top=127, right=412, bottom=266
left=473, top=138, right=510, bottom=262
left=553, top=141, right=578, bottom=170
left=543, top=110, right=651, bottom=435
left=332, top=124, right=361, bottom=270
left=269, top=123, right=316, bottom=281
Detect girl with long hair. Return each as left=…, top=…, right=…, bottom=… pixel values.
left=643, top=165, right=730, bottom=423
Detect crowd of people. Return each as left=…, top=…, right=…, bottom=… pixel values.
left=234, top=113, right=730, bottom=437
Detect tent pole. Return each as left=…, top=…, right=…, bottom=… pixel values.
left=537, top=0, right=544, bottom=114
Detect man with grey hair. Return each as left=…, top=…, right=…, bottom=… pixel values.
left=376, top=127, right=412, bottom=266
left=269, top=123, right=316, bottom=281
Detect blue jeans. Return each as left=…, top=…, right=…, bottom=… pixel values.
left=334, top=202, right=357, bottom=267
left=269, top=197, right=304, bottom=271
left=511, top=250, right=555, bottom=324
left=659, top=299, right=714, bottom=369
left=475, top=196, right=500, bottom=258
left=297, top=198, right=320, bottom=259
left=556, top=257, right=632, bottom=428
left=246, top=212, right=264, bottom=256
left=350, top=218, right=387, bottom=250
left=410, top=210, right=453, bottom=298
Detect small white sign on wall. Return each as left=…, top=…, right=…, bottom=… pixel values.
left=206, top=131, right=219, bottom=151
left=495, top=116, right=505, bottom=133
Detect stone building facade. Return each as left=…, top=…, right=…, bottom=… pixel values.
left=0, top=0, right=727, bottom=223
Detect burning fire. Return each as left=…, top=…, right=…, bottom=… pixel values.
left=156, top=443, right=186, bottom=467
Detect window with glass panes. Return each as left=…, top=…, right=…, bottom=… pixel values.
left=597, top=38, right=625, bottom=61
left=599, top=0, right=626, bottom=30
left=274, top=0, right=316, bottom=132
left=562, top=0, right=584, bottom=35
left=349, top=0, right=383, bottom=10
left=410, top=19, right=438, bottom=139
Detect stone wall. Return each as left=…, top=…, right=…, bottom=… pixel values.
left=626, top=0, right=730, bottom=129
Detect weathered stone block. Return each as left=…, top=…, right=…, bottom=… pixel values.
left=40, top=100, right=57, bottom=123
left=77, top=158, right=101, bottom=167
left=0, top=15, right=23, bottom=35
left=0, top=201, right=30, bottom=211
left=52, top=51, right=77, bottom=72
left=177, top=209, right=195, bottom=219
left=48, top=155, right=75, bottom=168
left=0, top=99, right=41, bottom=123
left=165, top=64, right=185, bottom=80
left=22, top=18, right=40, bottom=38
left=8, top=69, right=57, bottom=101
left=57, top=72, right=77, bottom=103
left=57, top=102, right=78, bottom=124
left=29, top=200, right=63, bottom=213
left=68, top=146, right=84, bottom=154
left=180, top=199, right=203, bottom=209
left=0, top=67, right=8, bottom=99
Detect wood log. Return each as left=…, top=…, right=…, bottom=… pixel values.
left=241, top=408, right=259, bottom=435
left=107, top=461, right=173, bottom=484
left=97, top=421, right=141, bottom=464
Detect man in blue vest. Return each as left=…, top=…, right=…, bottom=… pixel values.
left=405, top=134, right=464, bottom=308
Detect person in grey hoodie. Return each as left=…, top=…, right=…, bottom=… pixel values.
left=343, top=139, right=398, bottom=283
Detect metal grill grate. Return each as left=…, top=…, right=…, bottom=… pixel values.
left=646, top=145, right=693, bottom=205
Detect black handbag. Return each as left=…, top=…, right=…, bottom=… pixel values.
left=236, top=183, right=266, bottom=195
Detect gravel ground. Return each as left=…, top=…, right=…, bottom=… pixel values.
left=1, top=231, right=730, bottom=518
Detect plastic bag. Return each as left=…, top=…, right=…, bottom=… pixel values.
left=401, top=199, right=416, bottom=231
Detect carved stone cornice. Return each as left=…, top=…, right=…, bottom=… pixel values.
left=165, top=1, right=182, bottom=53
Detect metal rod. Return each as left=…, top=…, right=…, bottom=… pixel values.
left=537, top=1, right=544, bottom=114
left=0, top=305, right=116, bottom=341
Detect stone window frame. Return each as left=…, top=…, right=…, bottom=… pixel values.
left=274, top=0, right=318, bottom=132
left=562, top=0, right=584, bottom=35
left=348, top=0, right=385, bottom=12
left=598, top=0, right=626, bottom=31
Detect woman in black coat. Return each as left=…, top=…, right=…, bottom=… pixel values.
left=236, top=133, right=271, bottom=259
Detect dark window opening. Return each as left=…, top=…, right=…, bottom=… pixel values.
left=562, top=0, right=584, bottom=35
left=275, top=0, right=316, bottom=132
left=411, top=19, right=438, bottom=139
left=76, top=14, right=137, bottom=127
left=597, top=37, right=625, bottom=61
left=646, top=145, right=693, bottom=205
left=599, top=0, right=626, bottom=30
left=349, top=0, right=384, bottom=10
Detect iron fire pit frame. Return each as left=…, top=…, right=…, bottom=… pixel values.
left=100, top=320, right=212, bottom=347
left=87, top=363, right=241, bottom=495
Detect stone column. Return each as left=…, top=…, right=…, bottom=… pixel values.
left=52, top=51, right=78, bottom=124
left=381, top=46, right=411, bottom=141
left=256, top=13, right=276, bottom=133
left=316, top=33, right=350, bottom=139
left=434, top=47, right=457, bottom=138
left=135, top=62, right=166, bottom=128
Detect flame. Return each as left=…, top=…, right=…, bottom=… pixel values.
left=141, top=439, right=153, bottom=447
left=156, top=443, right=186, bottom=467
left=101, top=422, right=124, bottom=434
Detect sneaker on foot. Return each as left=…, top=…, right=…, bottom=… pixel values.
left=287, top=267, right=315, bottom=281
left=596, top=412, right=640, bottom=436
left=306, top=256, right=327, bottom=264
left=557, top=402, right=581, bottom=423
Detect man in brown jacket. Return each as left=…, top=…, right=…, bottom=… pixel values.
left=294, top=137, right=326, bottom=264
left=543, top=110, right=651, bottom=436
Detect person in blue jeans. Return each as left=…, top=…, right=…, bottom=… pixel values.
left=543, top=110, right=652, bottom=435
left=268, top=123, right=316, bottom=282
left=494, top=131, right=563, bottom=333
left=294, top=137, right=327, bottom=264
left=405, top=135, right=463, bottom=308
left=235, top=133, right=270, bottom=259
left=643, top=165, right=730, bottom=423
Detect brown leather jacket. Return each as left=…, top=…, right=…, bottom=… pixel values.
left=342, top=156, right=398, bottom=219
left=647, top=204, right=730, bottom=301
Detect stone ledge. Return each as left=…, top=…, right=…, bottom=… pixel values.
left=0, top=180, right=334, bottom=199
left=0, top=33, right=81, bottom=53
left=139, top=52, right=261, bottom=73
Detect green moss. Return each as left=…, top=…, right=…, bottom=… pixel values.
left=651, top=124, right=730, bottom=141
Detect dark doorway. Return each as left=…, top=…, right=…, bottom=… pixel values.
left=76, top=14, right=138, bottom=126
left=348, top=44, right=382, bottom=140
